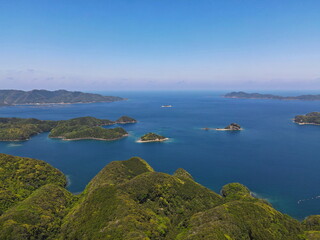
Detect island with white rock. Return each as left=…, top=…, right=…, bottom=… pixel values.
left=137, top=132, right=168, bottom=143
left=202, top=123, right=243, bottom=131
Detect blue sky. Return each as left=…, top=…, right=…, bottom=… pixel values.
left=0, top=0, right=320, bottom=90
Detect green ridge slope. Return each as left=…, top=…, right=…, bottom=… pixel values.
left=0, top=184, right=75, bottom=240
left=0, top=153, right=66, bottom=215
left=0, top=154, right=317, bottom=239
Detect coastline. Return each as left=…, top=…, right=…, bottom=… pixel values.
left=294, top=121, right=320, bottom=126
left=201, top=128, right=243, bottom=131
left=224, top=96, right=320, bottom=101
left=136, top=137, right=169, bottom=143
left=215, top=128, right=243, bottom=131
left=0, top=139, right=29, bottom=142
left=8, top=99, right=127, bottom=107
left=116, top=121, right=137, bottom=124
left=50, top=134, right=129, bottom=141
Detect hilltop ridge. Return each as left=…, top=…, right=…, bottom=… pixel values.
left=0, top=153, right=319, bottom=239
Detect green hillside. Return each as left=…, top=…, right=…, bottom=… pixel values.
left=0, top=153, right=319, bottom=239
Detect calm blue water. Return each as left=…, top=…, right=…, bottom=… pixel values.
left=0, top=91, right=320, bottom=220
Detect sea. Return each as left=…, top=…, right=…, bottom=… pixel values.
left=0, top=90, right=320, bottom=220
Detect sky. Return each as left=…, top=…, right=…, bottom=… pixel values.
left=0, top=0, right=320, bottom=91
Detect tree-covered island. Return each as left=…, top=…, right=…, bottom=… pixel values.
left=138, top=132, right=168, bottom=142
left=0, top=89, right=125, bottom=106
left=0, top=153, right=320, bottom=239
left=0, top=116, right=136, bottom=141
left=225, top=91, right=320, bottom=101
left=116, top=116, right=137, bottom=124
left=294, top=112, right=320, bottom=125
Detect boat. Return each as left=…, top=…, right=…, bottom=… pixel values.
left=161, top=105, right=173, bottom=108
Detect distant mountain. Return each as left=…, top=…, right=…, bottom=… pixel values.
left=224, top=91, right=320, bottom=101
left=0, top=89, right=125, bottom=106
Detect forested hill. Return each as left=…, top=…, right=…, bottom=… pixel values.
left=1, top=153, right=320, bottom=239
left=0, top=89, right=124, bottom=106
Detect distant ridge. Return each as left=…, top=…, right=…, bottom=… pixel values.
left=224, top=91, right=320, bottom=101
left=0, top=89, right=125, bottom=106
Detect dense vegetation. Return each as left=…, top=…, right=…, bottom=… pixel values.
left=1, top=153, right=319, bottom=239
left=139, top=132, right=167, bottom=142
left=50, top=126, right=128, bottom=140
left=116, top=115, right=137, bottom=124
left=0, top=116, right=135, bottom=141
left=49, top=117, right=128, bottom=140
left=0, top=153, right=67, bottom=215
left=225, top=91, right=320, bottom=101
left=294, top=112, right=320, bottom=125
left=0, top=89, right=124, bottom=106
left=0, top=117, right=57, bottom=141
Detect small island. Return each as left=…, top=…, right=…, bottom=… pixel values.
left=116, top=116, right=137, bottom=124
left=294, top=112, right=320, bottom=125
left=137, top=132, right=168, bottom=142
left=202, top=123, right=242, bottom=131
left=216, top=123, right=242, bottom=131
left=224, top=91, right=320, bottom=101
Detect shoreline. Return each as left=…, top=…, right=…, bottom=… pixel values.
left=116, top=121, right=137, bottom=124
left=224, top=96, right=320, bottom=101
left=50, top=134, right=129, bottom=141
left=136, top=137, right=169, bottom=143
left=294, top=121, right=320, bottom=126
left=215, top=128, right=243, bottom=131
left=201, top=128, right=243, bottom=131
left=7, top=99, right=127, bottom=107
left=0, top=139, right=29, bottom=142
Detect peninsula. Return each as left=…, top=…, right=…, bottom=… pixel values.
left=137, top=132, right=168, bottom=142
left=225, top=91, right=320, bottom=101
left=0, top=89, right=125, bottom=106
left=0, top=153, right=319, bottom=240
left=294, top=112, right=320, bottom=125
left=0, top=116, right=136, bottom=141
left=0, top=117, right=58, bottom=141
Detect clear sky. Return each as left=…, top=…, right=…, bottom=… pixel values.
left=0, top=0, right=320, bottom=91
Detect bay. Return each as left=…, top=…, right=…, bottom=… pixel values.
left=0, top=90, right=320, bottom=220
